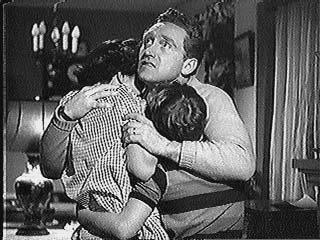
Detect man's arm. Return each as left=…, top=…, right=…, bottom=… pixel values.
left=122, top=88, right=255, bottom=182
left=40, top=83, right=119, bottom=179
left=77, top=198, right=153, bottom=240
left=40, top=110, right=76, bottom=179
left=180, top=88, right=256, bottom=181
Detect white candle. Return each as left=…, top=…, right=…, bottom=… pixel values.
left=62, top=21, right=70, bottom=51
left=51, top=27, right=60, bottom=47
left=31, top=23, right=39, bottom=52
left=71, top=26, right=80, bottom=54
left=38, top=21, right=46, bottom=50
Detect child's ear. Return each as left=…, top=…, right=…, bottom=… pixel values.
left=181, top=58, right=198, bottom=76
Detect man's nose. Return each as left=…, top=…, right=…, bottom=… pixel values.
left=144, top=42, right=157, bottom=57
left=145, top=49, right=155, bottom=59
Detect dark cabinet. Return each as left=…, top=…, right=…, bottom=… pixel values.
left=245, top=200, right=319, bottom=239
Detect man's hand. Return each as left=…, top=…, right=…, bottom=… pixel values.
left=122, top=113, right=173, bottom=157
left=64, top=83, right=118, bottom=120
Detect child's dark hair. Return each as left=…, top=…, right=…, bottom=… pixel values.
left=76, top=39, right=140, bottom=86
left=145, top=83, right=206, bottom=142
left=147, top=8, right=204, bottom=76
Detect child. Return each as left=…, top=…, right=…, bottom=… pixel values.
left=50, top=39, right=168, bottom=239
left=127, top=83, right=207, bottom=182
left=77, top=83, right=207, bottom=239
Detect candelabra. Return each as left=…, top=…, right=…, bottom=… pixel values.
left=31, top=1, right=83, bottom=100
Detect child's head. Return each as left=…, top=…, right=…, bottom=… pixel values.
left=145, top=83, right=206, bottom=142
left=76, top=39, right=140, bottom=86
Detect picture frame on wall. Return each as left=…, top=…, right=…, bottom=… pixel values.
left=234, top=31, right=254, bottom=88
left=195, top=0, right=235, bottom=97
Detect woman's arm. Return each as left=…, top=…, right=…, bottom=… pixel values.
left=77, top=198, right=153, bottom=240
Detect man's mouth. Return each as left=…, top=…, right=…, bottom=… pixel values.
left=140, top=60, right=155, bottom=68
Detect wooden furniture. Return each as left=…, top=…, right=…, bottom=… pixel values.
left=3, top=228, right=73, bottom=240
left=292, top=158, right=320, bottom=204
left=292, top=158, right=320, bottom=238
left=244, top=200, right=319, bottom=239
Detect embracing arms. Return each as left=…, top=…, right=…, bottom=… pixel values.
left=40, top=83, right=118, bottom=179
left=122, top=86, right=255, bottom=182
left=77, top=198, right=153, bottom=240
left=125, top=143, right=158, bottom=181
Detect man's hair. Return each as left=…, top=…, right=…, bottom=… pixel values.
left=149, top=8, right=204, bottom=75
left=76, top=38, right=140, bottom=86
left=145, top=83, right=207, bottom=142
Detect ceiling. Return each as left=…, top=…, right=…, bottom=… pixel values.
left=8, top=0, right=188, bottom=12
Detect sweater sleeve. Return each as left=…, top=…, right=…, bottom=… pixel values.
left=40, top=92, right=78, bottom=179
left=179, top=86, right=255, bottom=181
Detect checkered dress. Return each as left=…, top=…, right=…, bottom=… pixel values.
left=61, top=85, right=168, bottom=240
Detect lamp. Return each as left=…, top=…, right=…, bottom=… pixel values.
left=31, top=0, right=81, bottom=100
left=7, top=101, right=58, bottom=235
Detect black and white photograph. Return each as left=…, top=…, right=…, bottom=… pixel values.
left=3, top=0, right=319, bottom=239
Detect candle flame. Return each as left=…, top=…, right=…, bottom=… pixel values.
left=62, top=21, right=70, bottom=34
left=39, top=21, right=46, bottom=35
left=31, top=23, right=39, bottom=36
left=71, top=26, right=80, bottom=38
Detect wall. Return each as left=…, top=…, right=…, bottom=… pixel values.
left=5, top=4, right=157, bottom=100
left=235, top=0, right=276, bottom=199
left=177, top=0, right=216, bottom=81
left=234, top=0, right=258, bottom=155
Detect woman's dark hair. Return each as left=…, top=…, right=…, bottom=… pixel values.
left=145, top=83, right=207, bottom=142
left=76, top=38, right=140, bottom=86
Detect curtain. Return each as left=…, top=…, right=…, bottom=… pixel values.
left=270, top=0, right=320, bottom=201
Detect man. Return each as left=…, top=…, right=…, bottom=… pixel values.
left=120, top=8, right=255, bottom=238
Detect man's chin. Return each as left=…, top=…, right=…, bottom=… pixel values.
left=138, top=72, right=157, bottom=84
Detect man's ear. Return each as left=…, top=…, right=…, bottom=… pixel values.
left=181, top=58, right=198, bottom=76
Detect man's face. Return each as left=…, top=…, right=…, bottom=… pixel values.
left=138, top=22, right=187, bottom=85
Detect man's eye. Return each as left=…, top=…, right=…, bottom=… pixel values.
left=160, top=40, right=171, bottom=49
left=144, top=38, right=153, bottom=47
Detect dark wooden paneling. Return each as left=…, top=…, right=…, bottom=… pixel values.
left=256, top=2, right=276, bottom=200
